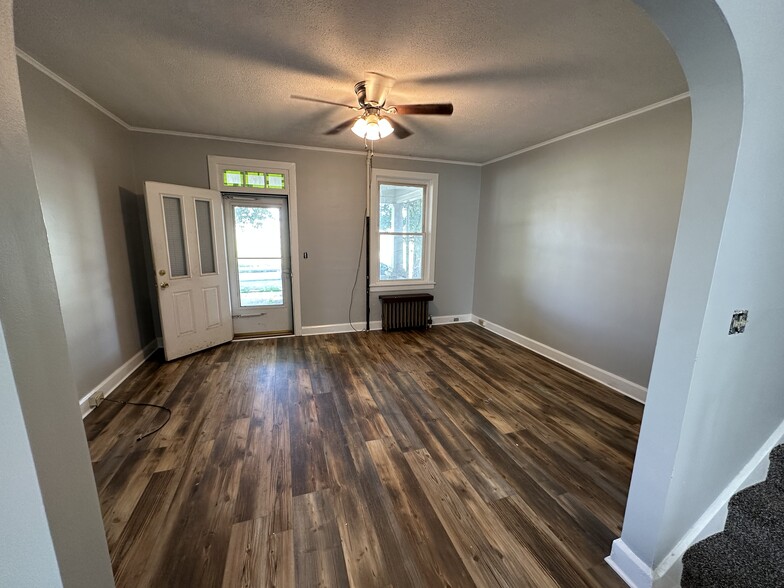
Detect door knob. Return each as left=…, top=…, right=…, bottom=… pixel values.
left=160, top=282, right=169, bottom=289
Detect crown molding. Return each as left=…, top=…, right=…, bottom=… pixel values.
left=16, top=46, right=688, bottom=169
left=129, top=126, right=482, bottom=166
left=481, top=92, right=691, bottom=166
left=16, top=47, right=132, bottom=130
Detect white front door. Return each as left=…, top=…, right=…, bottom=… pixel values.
left=223, top=196, right=294, bottom=336
left=144, top=182, right=233, bottom=360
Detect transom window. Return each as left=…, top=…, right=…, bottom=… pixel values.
left=371, top=169, right=438, bottom=292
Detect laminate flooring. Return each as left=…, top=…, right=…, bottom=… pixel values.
left=84, top=323, right=643, bottom=587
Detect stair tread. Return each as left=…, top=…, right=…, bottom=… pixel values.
left=770, top=444, right=784, bottom=484
left=730, top=480, right=784, bottom=514
left=682, top=533, right=784, bottom=588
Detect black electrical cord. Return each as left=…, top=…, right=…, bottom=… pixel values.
left=348, top=208, right=368, bottom=332
left=100, top=397, right=172, bottom=441
left=349, top=145, right=373, bottom=332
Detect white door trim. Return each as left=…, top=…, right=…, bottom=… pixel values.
left=207, top=155, right=302, bottom=336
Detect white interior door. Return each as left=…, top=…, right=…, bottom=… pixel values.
left=144, top=181, right=233, bottom=360
left=224, top=196, right=294, bottom=336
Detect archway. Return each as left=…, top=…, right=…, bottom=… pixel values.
left=612, top=1, right=784, bottom=586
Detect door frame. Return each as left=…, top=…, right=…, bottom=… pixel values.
left=223, top=196, right=293, bottom=336
left=208, top=156, right=302, bottom=336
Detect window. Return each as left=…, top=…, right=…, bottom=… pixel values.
left=371, top=169, right=438, bottom=292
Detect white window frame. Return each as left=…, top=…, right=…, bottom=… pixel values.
left=370, top=168, right=438, bottom=293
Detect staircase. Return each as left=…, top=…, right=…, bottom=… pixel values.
left=681, top=444, right=784, bottom=587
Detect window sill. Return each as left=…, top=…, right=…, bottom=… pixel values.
left=370, top=282, right=435, bottom=293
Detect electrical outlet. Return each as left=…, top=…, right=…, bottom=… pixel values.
left=729, top=310, right=748, bottom=335
left=453, top=317, right=459, bottom=322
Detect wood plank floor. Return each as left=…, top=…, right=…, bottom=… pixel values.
left=84, top=323, right=643, bottom=587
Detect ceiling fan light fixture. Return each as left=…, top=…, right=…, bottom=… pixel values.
left=351, top=113, right=394, bottom=141
left=351, top=116, right=368, bottom=138
left=365, top=122, right=381, bottom=141
left=377, top=117, right=394, bottom=138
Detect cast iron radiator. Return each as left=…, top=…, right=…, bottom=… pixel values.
left=379, top=293, right=434, bottom=331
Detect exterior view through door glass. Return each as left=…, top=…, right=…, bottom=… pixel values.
left=224, top=197, right=293, bottom=336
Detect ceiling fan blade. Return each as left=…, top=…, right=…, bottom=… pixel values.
left=391, top=119, right=413, bottom=139
left=291, top=95, right=356, bottom=109
left=392, top=103, right=454, bottom=116
left=364, top=72, right=396, bottom=106
left=324, top=117, right=358, bottom=135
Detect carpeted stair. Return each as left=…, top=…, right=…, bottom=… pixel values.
left=681, top=444, right=784, bottom=587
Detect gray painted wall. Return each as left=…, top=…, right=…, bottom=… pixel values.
left=18, top=60, right=156, bottom=399
left=0, top=0, right=114, bottom=583
left=131, top=134, right=481, bottom=327
left=473, top=99, right=691, bottom=388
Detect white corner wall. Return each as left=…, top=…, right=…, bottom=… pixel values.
left=0, top=1, right=114, bottom=583
left=611, top=0, right=784, bottom=585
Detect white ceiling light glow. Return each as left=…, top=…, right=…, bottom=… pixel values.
left=351, top=113, right=394, bottom=141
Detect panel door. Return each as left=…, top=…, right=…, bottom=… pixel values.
left=144, top=181, right=233, bottom=360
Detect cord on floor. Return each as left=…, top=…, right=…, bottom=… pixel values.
left=100, top=397, right=172, bottom=441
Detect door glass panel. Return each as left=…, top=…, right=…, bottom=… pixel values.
left=233, top=205, right=283, bottom=307
left=195, top=200, right=216, bottom=274
left=238, top=259, right=283, bottom=306
left=234, top=207, right=281, bottom=258
left=379, top=234, right=423, bottom=280
left=163, top=196, right=188, bottom=277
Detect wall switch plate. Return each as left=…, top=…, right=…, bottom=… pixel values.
left=729, top=310, right=748, bottom=335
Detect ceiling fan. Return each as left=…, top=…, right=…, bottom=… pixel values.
left=291, top=72, right=453, bottom=141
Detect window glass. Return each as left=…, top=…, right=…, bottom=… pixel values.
left=223, top=170, right=244, bottom=187
left=378, top=183, right=425, bottom=281
left=195, top=200, right=216, bottom=274
left=238, top=259, right=283, bottom=306
left=162, top=196, right=188, bottom=277
left=379, top=184, right=423, bottom=233
left=266, top=173, right=285, bottom=189
left=245, top=171, right=265, bottom=188
left=233, top=205, right=283, bottom=306
left=379, top=234, right=423, bottom=280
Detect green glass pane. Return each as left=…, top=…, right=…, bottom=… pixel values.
left=266, top=173, right=285, bottom=189
left=245, top=171, right=265, bottom=188
left=223, top=170, right=244, bottom=187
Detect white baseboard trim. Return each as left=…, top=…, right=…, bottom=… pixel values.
left=652, top=418, right=784, bottom=582
left=79, top=339, right=160, bottom=419
left=606, top=539, right=653, bottom=588
left=606, top=418, right=784, bottom=587
left=300, top=314, right=472, bottom=336
left=301, top=321, right=382, bottom=335
left=431, top=314, right=473, bottom=326
left=471, top=315, right=647, bottom=403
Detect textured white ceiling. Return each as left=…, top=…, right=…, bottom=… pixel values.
left=13, top=0, right=686, bottom=163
